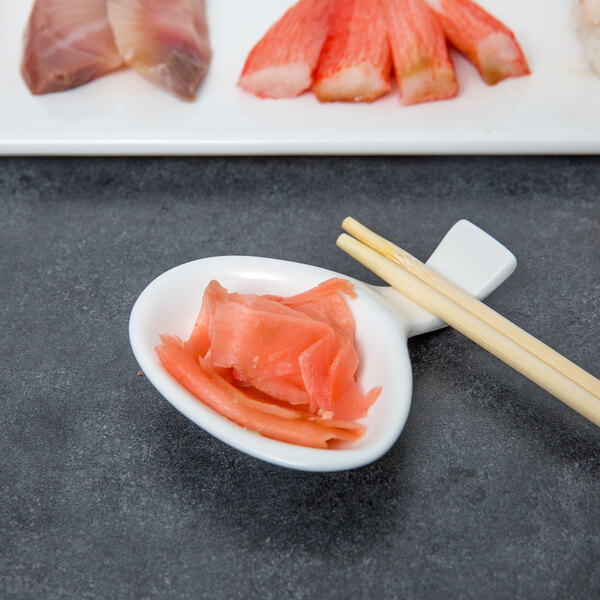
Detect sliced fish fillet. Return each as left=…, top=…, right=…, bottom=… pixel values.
left=107, top=0, right=212, bottom=100
left=21, top=0, right=123, bottom=95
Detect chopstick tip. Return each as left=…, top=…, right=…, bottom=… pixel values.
left=335, top=232, right=347, bottom=248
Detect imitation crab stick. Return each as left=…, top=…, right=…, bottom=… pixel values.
left=424, top=0, right=529, bottom=85
left=156, top=334, right=364, bottom=448
left=381, top=0, right=458, bottom=105
left=238, top=0, right=335, bottom=98
left=312, top=0, right=392, bottom=102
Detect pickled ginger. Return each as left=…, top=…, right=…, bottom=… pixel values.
left=156, top=278, right=382, bottom=448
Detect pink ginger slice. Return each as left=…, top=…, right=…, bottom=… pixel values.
left=424, top=0, right=530, bottom=85
left=185, top=278, right=378, bottom=420
left=107, top=0, right=212, bottom=100
left=312, top=0, right=392, bottom=102
left=21, top=0, right=123, bottom=95
left=238, top=0, right=335, bottom=98
left=381, top=0, right=458, bottom=105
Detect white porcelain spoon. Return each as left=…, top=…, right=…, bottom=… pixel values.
left=129, top=220, right=516, bottom=472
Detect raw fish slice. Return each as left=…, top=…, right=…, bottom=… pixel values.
left=312, top=0, right=392, bottom=102
left=106, top=0, right=212, bottom=100
left=21, top=0, right=123, bottom=94
left=381, top=0, right=458, bottom=105
left=238, top=0, right=335, bottom=98
left=424, top=0, right=529, bottom=85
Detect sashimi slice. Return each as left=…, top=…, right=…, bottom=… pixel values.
left=312, top=0, right=392, bottom=102
left=156, top=334, right=364, bottom=448
left=238, top=0, right=335, bottom=98
left=424, top=0, right=529, bottom=85
left=106, top=0, right=212, bottom=100
left=381, top=0, right=458, bottom=105
left=21, top=0, right=123, bottom=95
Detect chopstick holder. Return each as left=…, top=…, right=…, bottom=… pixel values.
left=337, top=218, right=600, bottom=427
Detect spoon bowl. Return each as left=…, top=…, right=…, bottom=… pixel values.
left=129, top=221, right=517, bottom=471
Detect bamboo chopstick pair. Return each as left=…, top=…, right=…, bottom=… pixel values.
left=336, top=217, right=600, bottom=427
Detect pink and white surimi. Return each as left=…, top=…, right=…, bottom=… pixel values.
left=311, top=0, right=392, bottom=103
left=238, top=0, right=335, bottom=98
left=423, top=0, right=529, bottom=85
left=381, top=0, right=458, bottom=105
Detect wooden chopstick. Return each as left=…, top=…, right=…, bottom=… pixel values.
left=336, top=220, right=600, bottom=427
left=342, top=217, right=600, bottom=399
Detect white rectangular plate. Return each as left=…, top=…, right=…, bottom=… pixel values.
left=1, top=0, right=598, bottom=155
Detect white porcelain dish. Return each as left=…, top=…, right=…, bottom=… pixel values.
left=129, top=221, right=516, bottom=471
left=1, top=0, right=599, bottom=155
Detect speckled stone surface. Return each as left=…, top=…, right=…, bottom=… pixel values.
left=1, top=156, right=599, bottom=599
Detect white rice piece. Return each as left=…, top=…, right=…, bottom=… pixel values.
left=575, top=0, right=600, bottom=74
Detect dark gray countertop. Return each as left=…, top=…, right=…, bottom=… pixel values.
left=1, top=156, right=599, bottom=599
